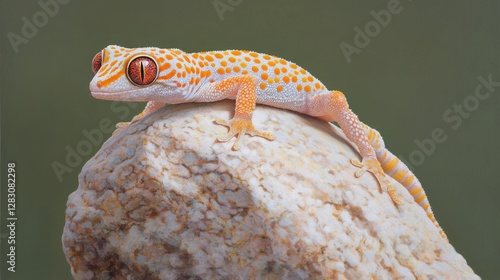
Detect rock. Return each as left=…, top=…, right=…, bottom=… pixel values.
left=62, top=100, right=479, bottom=279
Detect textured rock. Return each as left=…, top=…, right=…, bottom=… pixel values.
left=62, top=100, right=479, bottom=279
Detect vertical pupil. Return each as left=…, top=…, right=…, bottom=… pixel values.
left=140, top=61, right=145, bottom=82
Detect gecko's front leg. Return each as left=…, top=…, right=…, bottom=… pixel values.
left=198, top=74, right=275, bottom=150
left=115, top=101, right=166, bottom=133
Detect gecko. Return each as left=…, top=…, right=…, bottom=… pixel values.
left=89, top=45, right=448, bottom=241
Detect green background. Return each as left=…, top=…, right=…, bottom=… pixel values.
left=1, top=1, right=499, bottom=279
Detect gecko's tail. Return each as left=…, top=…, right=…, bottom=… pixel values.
left=361, top=123, right=448, bottom=241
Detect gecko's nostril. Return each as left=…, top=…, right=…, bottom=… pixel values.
left=97, top=81, right=103, bottom=89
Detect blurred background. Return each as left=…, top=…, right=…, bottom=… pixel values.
left=1, top=1, right=498, bottom=279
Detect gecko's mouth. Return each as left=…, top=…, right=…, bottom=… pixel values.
left=90, top=90, right=125, bottom=100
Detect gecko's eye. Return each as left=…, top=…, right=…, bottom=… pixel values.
left=92, top=51, right=103, bottom=74
left=126, top=55, right=158, bottom=86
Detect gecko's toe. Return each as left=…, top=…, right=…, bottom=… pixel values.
left=213, top=116, right=275, bottom=150
left=351, top=157, right=404, bottom=204
left=350, top=159, right=367, bottom=177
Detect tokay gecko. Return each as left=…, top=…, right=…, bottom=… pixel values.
left=89, top=45, right=448, bottom=241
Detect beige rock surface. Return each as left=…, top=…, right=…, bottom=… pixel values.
left=62, top=100, right=479, bottom=279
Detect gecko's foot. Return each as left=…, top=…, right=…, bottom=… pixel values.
left=112, top=122, right=131, bottom=135
left=350, top=158, right=404, bottom=205
left=112, top=114, right=144, bottom=135
left=214, top=116, right=275, bottom=150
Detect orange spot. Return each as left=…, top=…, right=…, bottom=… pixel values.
left=159, top=69, right=176, bottom=80
left=250, top=52, right=258, bottom=57
left=281, top=67, right=287, bottom=73
left=252, top=66, right=259, bottom=72
left=175, top=62, right=182, bottom=68
left=206, top=71, right=211, bottom=77
left=267, top=78, right=273, bottom=84
left=159, top=49, right=165, bottom=54
left=215, top=53, right=223, bottom=59
left=260, top=83, right=267, bottom=90
left=231, top=50, right=241, bottom=56
left=292, top=76, right=298, bottom=82
left=242, top=70, right=248, bottom=74
left=166, top=54, right=174, bottom=60
left=304, top=85, right=311, bottom=92
left=176, top=72, right=181, bottom=78
left=189, top=77, right=194, bottom=84
left=211, top=63, right=216, bottom=67
left=315, top=82, right=321, bottom=89
left=159, top=63, right=171, bottom=72
left=300, top=69, right=306, bottom=74
left=268, top=61, right=277, bottom=66
left=229, top=56, right=236, bottom=63
left=410, top=187, right=422, bottom=196
left=307, top=76, right=313, bottom=82
left=198, top=61, right=204, bottom=67
left=274, top=68, right=280, bottom=75
left=225, top=67, right=231, bottom=73
left=263, top=55, right=271, bottom=60
left=182, top=71, right=186, bottom=77
left=283, top=76, right=290, bottom=83
left=244, top=56, right=251, bottom=62
left=195, top=78, right=200, bottom=84
left=183, top=55, right=191, bottom=62
left=290, top=63, right=298, bottom=69
left=297, top=84, right=303, bottom=91
left=206, top=55, right=214, bottom=61
left=393, top=170, right=408, bottom=182
left=416, top=194, right=426, bottom=203
left=254, top=58, right=261, bottom=64
left=240, top=62, right=247, bottom=68
left=382, top=158, right=399, bottom=171
left=196, top=68, right=200, bottom=74
left=233, top=66, right=240, bottom=72
left=277, top=85, right=283, bottom=92
left=302, top=77, right=308, bottom=82
left=217, top=68, right=225, bottom=75
left=99, top=72, right=122, bottom=88
left=221, top=61, right=228, bottom=67
left=261, top=65, right=268, bottom=71
left=192, top=53, right=199, bottom=59
left=174, top=81, right=181, bottom=87
left=274, top=77, right=279, bottom=83
left=261, top=73, right=268, bottom=80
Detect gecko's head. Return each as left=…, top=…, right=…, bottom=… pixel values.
left=89, top=45, right=179, bottom=101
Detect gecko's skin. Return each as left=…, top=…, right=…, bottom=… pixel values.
left=89, top=45, right=448, bottom=241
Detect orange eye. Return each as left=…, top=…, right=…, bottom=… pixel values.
left=126, top=55, right=158, bottom=86
left=92, top=51, right=102, bottom=74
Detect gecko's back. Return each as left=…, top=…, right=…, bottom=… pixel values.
left=184, top=50, right=328, bottom=112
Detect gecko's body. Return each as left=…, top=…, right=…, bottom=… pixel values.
left=89, top=45, right=447, bottom=241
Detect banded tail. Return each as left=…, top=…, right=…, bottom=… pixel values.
left=362, top=123, right=448, bottom=241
